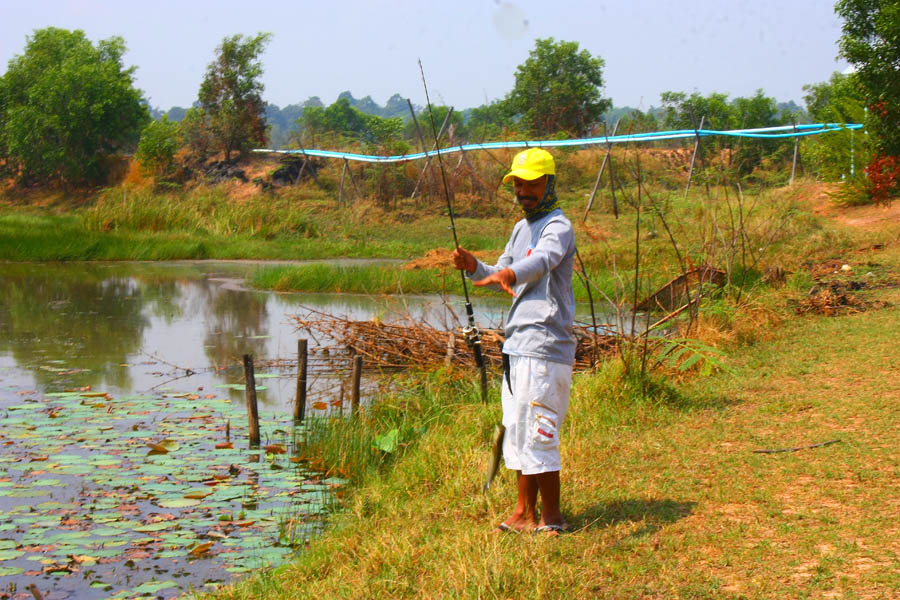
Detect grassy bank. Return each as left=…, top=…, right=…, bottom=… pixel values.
left=1, top=156, right=866, bottom=302
left=207, top=241, right=900, bottom=598
left=6, top=154, right=900, bottom=597
left=0, top=183, right=511, bottom=262
left=250, top=263, right=468, bottom=296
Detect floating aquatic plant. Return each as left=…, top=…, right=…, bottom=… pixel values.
left=0, top=384, right=346, bottom=599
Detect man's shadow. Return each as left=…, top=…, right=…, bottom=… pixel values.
left=571, top=498, right=696, bottom=538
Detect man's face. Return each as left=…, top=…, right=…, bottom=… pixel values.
left=513, top=175, right=547, bottom=212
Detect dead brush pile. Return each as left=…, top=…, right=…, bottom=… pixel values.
left=289, top=308, right=614, bottom=371
left=793, top=280, right=891, bottom=316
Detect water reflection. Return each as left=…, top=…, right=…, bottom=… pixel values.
left=0, top=263, right=151, bottom=390
left=0, top=262, right=513, bottom=411
left=199, top=281, right=271, bottom=369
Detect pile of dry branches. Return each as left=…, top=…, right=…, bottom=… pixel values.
left=289, top=308, right=614, bottom=372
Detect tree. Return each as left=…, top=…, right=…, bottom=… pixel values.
left=802, top=71, right=870, bottom=181
left=730, top=90, right=787, bottom=173
left=660, top=91, right=735, bottom=131
left=505, top=38, right=610, bottom=137
left=406, top=105, right=464, bottom=146
left=197, top=32, right=271, bottom=162
left=297, top=97, right=404, bottom=147
left=659, top=89, right=789, bottom=174
left=466, top=100, right=515, bottom=141
left=136, top=115, right=180, bottom=177
left=0, top=27, right=149, bottom=185
left=837, top=0, right=900, bottom=154
left=616, top=108, right=659, bottom=134
left=836, top=0, right=900, bottom=201
left=180, top=107, right=214, bottom=162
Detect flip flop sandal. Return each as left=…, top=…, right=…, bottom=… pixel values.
left=496, top=523, right=521, bottom=534
left=533, top=524, right=570, bottom=535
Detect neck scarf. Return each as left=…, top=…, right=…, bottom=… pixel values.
left=521, top=175, right=559, bottom=222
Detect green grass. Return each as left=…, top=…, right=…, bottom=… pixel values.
left=250, top=264, right=467, bottom=296
left=5, top=159, right=900, bottom=597
left=205, top=278, right=900, bottom=599
left=0, top=183, right=514, bottom=263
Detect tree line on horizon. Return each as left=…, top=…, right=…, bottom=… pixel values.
left=151, top=91, right=806, bottom=152
left=0, top=1, right=894, bottom=202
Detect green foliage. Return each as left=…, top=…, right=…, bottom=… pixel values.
left=731, top=90, right=788, bottom=173
left=465, top=100, right=515, bottom=140
left=616, top=108, right=659, bottom=133
left=180, top=107, right=214, bottom=162
left=655, top=338, right=732, bottom=376
left=804, top=72, right=864, bottom=124
left=136, top=116, right=181, bottom=177
left=661, top=91, right=735, bottom=130
left=837, top=0, right=900, bottom=202
left=406, top=105, right=464, bottom=146
left=300, top=370, right=472, bottom=485
left=297, top=98, right=405, bottom=147
left=197, top=32, right=271, bottom=162
left=505, top=37, right=610, bottom=137
left=837, top=0, right=900, bottom=157
left=0, top=27, right=149, bottom=185
left=802, top=71, right=870, bottom=181
left=660, top=89, right=789, bottom=175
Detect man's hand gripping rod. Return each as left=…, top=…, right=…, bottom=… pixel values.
left=418, top=60, right=488, bottom=405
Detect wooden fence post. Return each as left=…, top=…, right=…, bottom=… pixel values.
left=242, top=354, right=260, bottom=448
left=295, top=339, right=308, bottom=424
left=351, top=355, right=363, bottom=415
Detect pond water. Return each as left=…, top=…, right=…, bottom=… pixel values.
left=0, top=261, right=525, bottom=599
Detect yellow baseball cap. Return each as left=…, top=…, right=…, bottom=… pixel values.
left=502, top=148, right=556, bottom=184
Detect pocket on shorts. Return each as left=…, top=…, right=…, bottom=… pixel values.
left=529, top=409, right=559, bottom=450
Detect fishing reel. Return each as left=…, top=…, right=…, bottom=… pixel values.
left=463, top=324, right=482, bottom=349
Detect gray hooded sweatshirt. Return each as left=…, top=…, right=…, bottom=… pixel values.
left=468, top=208, right=576, bottom=365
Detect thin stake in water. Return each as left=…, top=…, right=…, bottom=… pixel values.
left=242, top=354, right=260, bottom=448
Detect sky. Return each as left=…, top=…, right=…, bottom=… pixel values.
left=1, top=0, right=850, bottom=112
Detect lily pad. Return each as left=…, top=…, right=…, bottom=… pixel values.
left=133, top=522, right=177, bottom=533
left=131, top=580, right=178, bottom=594
left=157, top=497, right=201, bottom=509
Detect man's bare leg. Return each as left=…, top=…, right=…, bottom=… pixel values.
left=535, top=470, right=568, bottom=534
left=499, top=471, right=538, bottom=532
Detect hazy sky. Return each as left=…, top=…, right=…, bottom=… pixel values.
left=1, top=0, right=849, bottom=111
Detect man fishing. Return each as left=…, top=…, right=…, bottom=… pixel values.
left=452, top=147, right=576, bottom=535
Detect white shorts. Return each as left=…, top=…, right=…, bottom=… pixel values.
left=501, top=354, right=572, bottom=475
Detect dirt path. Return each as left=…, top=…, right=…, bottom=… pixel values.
left=802, top=181, right=900, bottom=231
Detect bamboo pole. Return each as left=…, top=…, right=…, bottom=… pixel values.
left=242, top=354, right=260, bottom=448
left=683, top=115, right=706, bottom=201
left=338, top=160, right=347, bottom=206
left=583, top=118, right=620, bottom=223
left=294, top=142, right=324, bottom=190
left=345, top=158, right=362, bottom=201
left=790, top=119, right=799, bottom=185
left=294, top=159, right=308, bottom=184
left=410, top=108, right=454, bottom=200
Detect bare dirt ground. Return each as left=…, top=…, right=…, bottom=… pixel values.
left=804, top=181, right=900, bottom=230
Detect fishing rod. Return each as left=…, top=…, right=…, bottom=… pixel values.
left=418, top=59, right=488, bottom=405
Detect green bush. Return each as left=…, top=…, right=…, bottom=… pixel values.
left=136, top=116, right=180, bottom=177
